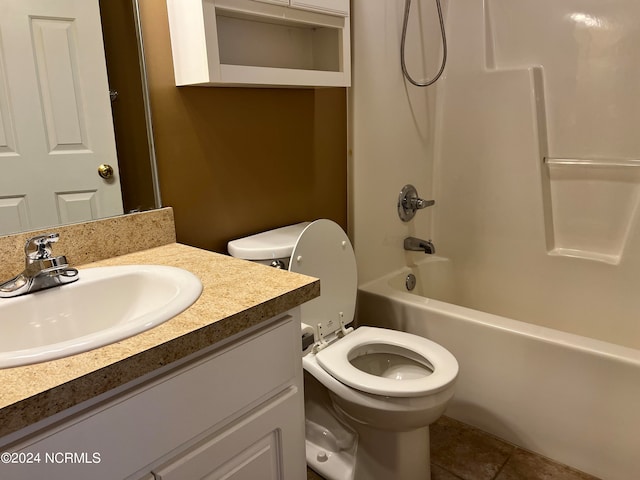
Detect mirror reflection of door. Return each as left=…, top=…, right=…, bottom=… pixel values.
left=0, top=0, right=123, bottom=235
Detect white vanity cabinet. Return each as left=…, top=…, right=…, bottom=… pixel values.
left=0, top=313, right=305, bottom=480
left=165, top=0, right=351, bottom=87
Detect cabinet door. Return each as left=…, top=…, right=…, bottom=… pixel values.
left=251, top=0, right=349, bottom=16
left=251, top=0, right=289, bottom=6
left=290, top=0, right=349, bottom=16
left=152, top=387, right=305, bottom=480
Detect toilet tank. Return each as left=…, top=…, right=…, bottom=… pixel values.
left=227, top=222, right=311, bottom=269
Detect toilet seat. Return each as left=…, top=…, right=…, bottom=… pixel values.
left=315, top=326, right=458, bottom=398
left=289, top=220, right=458, bottom=399
left=289, top=220, right=358, bottom=341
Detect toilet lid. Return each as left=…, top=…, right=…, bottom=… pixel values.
left=289, top=219, right=357, bottom=338
left=315, top=326, right=459, bottom=397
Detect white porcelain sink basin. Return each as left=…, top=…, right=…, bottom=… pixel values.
left=0, top=265, right=203, bottom=369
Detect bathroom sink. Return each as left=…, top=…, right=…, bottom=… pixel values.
left=0, top=265, right=203, bottom=369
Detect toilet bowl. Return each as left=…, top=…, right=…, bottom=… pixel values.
left=228, top=219, right=458, bottom=480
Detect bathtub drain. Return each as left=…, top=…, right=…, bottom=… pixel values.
left=405, top=273, right=416, bottom=291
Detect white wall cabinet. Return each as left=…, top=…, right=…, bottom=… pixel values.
left=166, top=0, right=351, bottom=87
left=0, top=313, right=305, bottom=480
left=252, top=0, right=349, bottom=17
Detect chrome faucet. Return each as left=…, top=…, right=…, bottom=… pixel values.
left=0, top=233, right=79, bottom=298
left=404, top=237, right=435, bottom=254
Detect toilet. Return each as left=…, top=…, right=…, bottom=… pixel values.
left=228, top=219, right=458, bottom=480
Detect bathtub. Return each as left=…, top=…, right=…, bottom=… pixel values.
left=357, top=257, right=640, bottom=480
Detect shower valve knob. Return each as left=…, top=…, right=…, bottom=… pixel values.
left=413, top=198, right=435, bottom=209
left=398, top=184, right=435, bottom=221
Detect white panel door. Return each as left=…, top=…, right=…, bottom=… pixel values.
left=0, top=0, right=123, bottom=235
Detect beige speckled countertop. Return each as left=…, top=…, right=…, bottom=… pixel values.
left=0, top=243, right=319, bottom=438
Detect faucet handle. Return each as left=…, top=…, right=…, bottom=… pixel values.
left=398, top=184, right=435, bottom=222
left=414, top=198, right=436, bottom=209
left=25, top=233, right=60, bottom=261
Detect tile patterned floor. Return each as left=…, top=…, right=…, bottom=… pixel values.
left=306, top=416, right=600, bottom=480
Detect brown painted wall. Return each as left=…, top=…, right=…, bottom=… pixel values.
left=100, top=0, right=156, bottom=214
left=138, top=0, right=348, bottom=253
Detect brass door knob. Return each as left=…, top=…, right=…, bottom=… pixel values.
left=98, top=164, right=114, bottom=179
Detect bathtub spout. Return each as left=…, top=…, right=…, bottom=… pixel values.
left=404, top=237, right=435, bottom=254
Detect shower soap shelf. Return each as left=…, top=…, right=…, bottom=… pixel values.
left=543, top=156, right=640, bottom=264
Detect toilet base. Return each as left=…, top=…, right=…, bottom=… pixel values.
left=304, top=370, right=358, bottom=480
left=350, top=423, right=431, bottom=480
left=303, top=361, right=437, bottom=480
left=306, top=436, right=355, bottom=480
left=305, top=422, right=431, bottom=480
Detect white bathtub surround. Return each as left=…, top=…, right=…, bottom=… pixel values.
left=432, top=0, right=640, bottom=349
left=350, top=0, right=640, bottom=342
left=349, top=0, right=443, bottom=283
left=357, top=259, right=640, bottom=480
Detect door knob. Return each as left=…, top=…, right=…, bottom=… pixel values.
left=98, top=164, right=114, bottom=179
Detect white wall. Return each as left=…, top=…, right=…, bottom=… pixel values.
left=350, top=0, right=445, bottom=283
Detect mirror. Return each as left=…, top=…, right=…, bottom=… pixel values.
left=0, top=0, right=159, bottom=236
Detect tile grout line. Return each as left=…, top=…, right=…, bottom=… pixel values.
left=491, top=448, right=515, bottom=480
left=431, top=462, right=467, bottom=480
